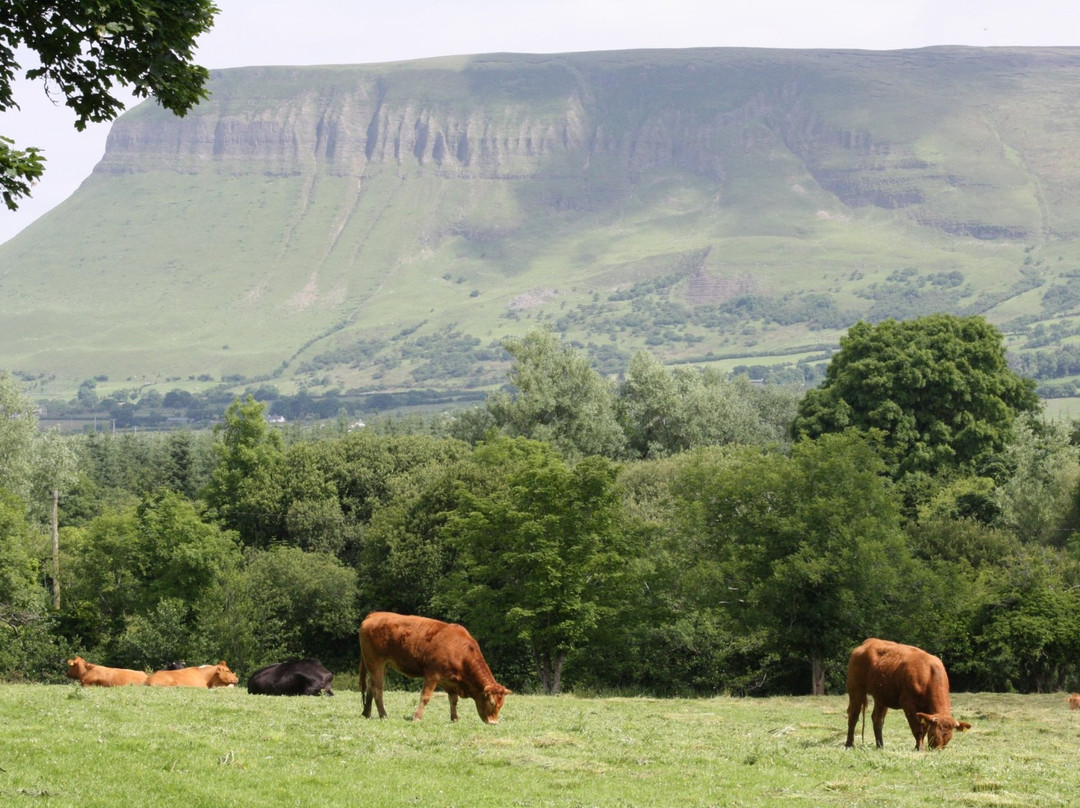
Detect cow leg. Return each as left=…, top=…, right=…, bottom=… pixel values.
left=905, top=711, right=927, bottom=751
left=448, top=691, right=459, bottom=722
left=413, top=675, right=440, bottom=721
left=360, top=657, right=373, bottom=717
left=871, top=702, right=889, bottom=748
left=845, top=693, right=864, bottom=747
left=364, top=663, right=388, bottom=718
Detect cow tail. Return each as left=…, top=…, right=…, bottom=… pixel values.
left=358, top=651, right=367, bottom=694
left=859, top=695, right=867, bottom=743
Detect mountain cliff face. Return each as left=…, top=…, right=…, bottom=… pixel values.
left=4, top=47, right=1080, bottom=398
left=97, top=48, right=1080, bottom=237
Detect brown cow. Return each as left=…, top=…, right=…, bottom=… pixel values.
left=359, top=611, right=509, bottom=723
left=846, top=638, right=971, bottom=750
left=145, top=661, right=238, bottom=688
left=65, top=656, right=147, bottom=687
left=1066, top=693, right=1080, bottom=710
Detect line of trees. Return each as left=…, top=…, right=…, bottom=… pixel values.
left=3, top=316, right=1080, bottom=697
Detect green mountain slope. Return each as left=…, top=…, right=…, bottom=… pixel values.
left=4, top=47, right=1080, bottom=399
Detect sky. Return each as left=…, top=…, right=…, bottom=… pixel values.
left=2, top=0, right=1080, bottom=244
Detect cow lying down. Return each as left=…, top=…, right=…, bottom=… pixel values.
left=145, top=661, right=238, bottom=688
left=247, top=659, right=334, bottom=696
left=66, top=656, right=147, bottom=687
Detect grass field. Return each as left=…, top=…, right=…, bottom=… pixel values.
left=1, top=685, right=1077, bottom=806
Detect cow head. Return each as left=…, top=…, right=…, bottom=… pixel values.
left=476, top=683, right=510, bottom=724
left=1067, top=693, right=1080, bottom=710
left=65, top=657, right=86, bottom=679
left=917, top=712, right=971, bottom=748
left=210, top=662, right=239, bottom=688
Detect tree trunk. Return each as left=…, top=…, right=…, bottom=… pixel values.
left=533, top=645, right=569, bottom=695
left=51, top=489, right=60, bottom=610
left=810, top=653, right=825, bottom=695
left=551, top=651, right=566, bottom=696
left=532, top=644, right=552, bottom=694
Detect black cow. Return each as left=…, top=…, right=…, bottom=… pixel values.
left=247, top=658, right=334, bottom=696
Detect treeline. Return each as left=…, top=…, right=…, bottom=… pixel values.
left=34, top=378, right=487, bottom=432
left=3, top=320, right=1080, bottom=699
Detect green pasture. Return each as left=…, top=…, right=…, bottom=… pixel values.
left=1, top=685, right=1077, bottom=807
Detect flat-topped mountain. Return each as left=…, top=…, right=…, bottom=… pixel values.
left=4, top=47, right=1080, bottom=400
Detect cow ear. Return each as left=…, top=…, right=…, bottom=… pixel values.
left=916, top=712, right=934, bottom=727
left=958, top=721, right=972, bottom=732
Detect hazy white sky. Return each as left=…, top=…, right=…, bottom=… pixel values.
left=2, top=0, right=1079, bottom=243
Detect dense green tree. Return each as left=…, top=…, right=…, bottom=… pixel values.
left=435, top=437, right=629, bottom=694
left=670, top=434, right=913, bottom=694
left=574, top=454, right=771, bottom=696
left=994, top=419, right=1080, bottom=546
left=0, top=491, right=43, bottom=612
left=207, top=546, right=358, bottom=673
left=1, top=0, right=217, bottom=208
left=791, top=315, right=1040, bottom=480
left=618, top=350, right=798, bottom=458
left=326, top=430, right=471, bottom=526
left=59, top=508, right=142, bottom=648
left=756, top=433, right=913, bottom=694
left=59, top=491, right=239, bottom=666
left=134, top=490, right=240, bottom=609
left=203, top=396, right=285, bottom=546
left=965, top=548, right=1080, bottom=691
left=357, top=461, right=473, bottom=618
left=159, top=431, right=209, bottom=499
left=0, top=492, right=58, bottom=679
left=487, top=330, right=626, bottom=459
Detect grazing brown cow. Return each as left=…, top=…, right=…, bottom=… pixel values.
left=1066, top=693, right=1080, bottom=710
left=65, top=656, right=148, bottom=687
left=359, top=611, right=510, bottom=723
left=846, top=638, right=971, bottom=750
left=145, top=661, right=238, bottom=688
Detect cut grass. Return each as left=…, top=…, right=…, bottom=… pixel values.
left=1, top=686, right=1078, bottom=806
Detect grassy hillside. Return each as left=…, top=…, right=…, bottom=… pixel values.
left=4, top=47, right=1080, bottom=401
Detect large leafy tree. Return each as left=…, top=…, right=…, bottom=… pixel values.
left=791, top=314, right=1039, bottom=479
left=487, top=330, right=626, bottom=460
left=618, top=350, right=799, bottom=458
left=671, top=434, right=913, bottom=694
left=203, top=396, right=285, bottom=547
left=436, top=437, right=629, bottom=694
left=0, top=0, right=217, bottom=209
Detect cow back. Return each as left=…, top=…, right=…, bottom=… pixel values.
left=848, top=638, right=951, bottom=714
left=66, top=657, right=147, bottom=686
left=147, top=661, right=237, bottom=688
left=248, top=659, right=334, bottom=696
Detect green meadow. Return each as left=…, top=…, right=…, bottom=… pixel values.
left=2, top=685, right=1077, bottom=807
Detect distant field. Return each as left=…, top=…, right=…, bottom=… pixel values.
left=1041, top=397, right=1080, bottom=421
left=1, top=685, right=1077, bottom=806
